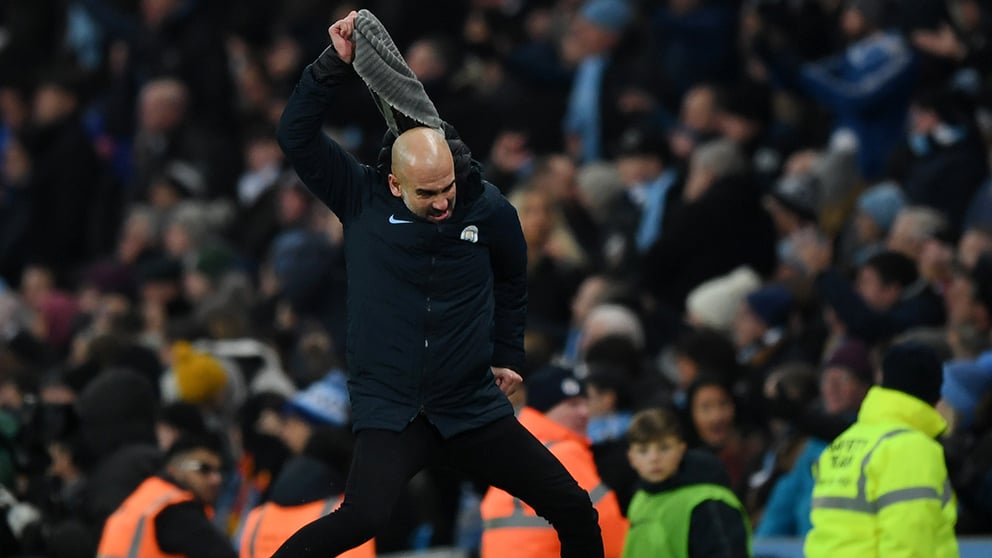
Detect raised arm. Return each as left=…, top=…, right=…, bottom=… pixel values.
left=276, top=11, right=375, bottom=222
left=798, top=38, right=917, bottom=113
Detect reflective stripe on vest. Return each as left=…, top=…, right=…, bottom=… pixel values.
left=812, top=428, right=951, bottom=514
left=100, top=490, right=187, bottom=558
left=482, top=483, right=611, bottom=530
left=589, top=483, right=609, bottom=506
left=246, top=507, right=267, bottom=558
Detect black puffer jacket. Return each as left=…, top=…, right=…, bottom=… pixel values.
left=277, top=64, right=527, bottom=437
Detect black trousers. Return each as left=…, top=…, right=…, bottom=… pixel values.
left=271, top=414, right=604, bottom=557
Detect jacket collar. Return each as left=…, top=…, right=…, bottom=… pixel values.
left=857, top=386, right=947, bottom=439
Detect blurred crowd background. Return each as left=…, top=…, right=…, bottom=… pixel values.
left=2, top=0, right=992, bottom=555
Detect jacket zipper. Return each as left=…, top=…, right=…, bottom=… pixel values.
left=415, top=250, right=436, bottom=422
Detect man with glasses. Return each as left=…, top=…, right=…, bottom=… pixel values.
left=97, top=435, right=235, bottom=558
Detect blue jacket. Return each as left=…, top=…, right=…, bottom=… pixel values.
left=780, top=32, right=918, bottom=179
left=277, top=65, right=527, bottom=437
left=755, top=438, right=827, bottom=538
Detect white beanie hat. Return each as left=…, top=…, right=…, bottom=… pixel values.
left=685, top=267, right=762, bottom=331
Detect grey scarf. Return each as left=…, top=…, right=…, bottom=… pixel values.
left=352, top=9, right=443, bottom=135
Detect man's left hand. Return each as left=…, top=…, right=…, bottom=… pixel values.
left=492, top=367, right=522, bottom=396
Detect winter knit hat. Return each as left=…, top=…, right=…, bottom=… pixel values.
left=615, top=124, right=668, bottom=160
left=686, top=267, right=762, bottom=331
left=824, top=338, right=874, bottom=385
left=942, top=355, right=992, bottom=428
left=284, top=370, right=350, bottom=427
left=857, top=182, right=906, bottom=233
left=881, top=342, right=943, bottom=405
left=75, top=368, right=158, bottom=457
left=770, top=174, right=820, bottom=223
left=580, top=0, right=632, bottom=34
left=171, top=341, right=228, bottom=405
left=157, top=402, right=208, bottom=435
left=745, top=285, right=794, bottom=329
left=527, top=365, right=586, bottom=413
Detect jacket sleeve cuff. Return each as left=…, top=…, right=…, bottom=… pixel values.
left=492, top=347, right=525, bottom=373
left=310, top=44, right=359, bottom=85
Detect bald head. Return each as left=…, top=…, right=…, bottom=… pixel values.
left=388, top=127, right=457, bottom=222
left=391, top=128, right=452, bottom=179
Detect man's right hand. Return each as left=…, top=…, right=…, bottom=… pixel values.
left=329, top=10, right=357, bottom=64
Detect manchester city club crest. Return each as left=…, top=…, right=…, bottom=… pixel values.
left=460, top=225, right=479, bottom=243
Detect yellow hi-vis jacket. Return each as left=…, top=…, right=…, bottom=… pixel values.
left=805, top=387, right=958, bottom=558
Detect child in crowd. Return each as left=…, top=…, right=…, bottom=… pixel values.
left=623, top=407, right=751, bottom=557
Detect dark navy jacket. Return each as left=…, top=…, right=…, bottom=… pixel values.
left=815, top=270, right=945, bottom=344
left=277, top=65, right=526, bottom=437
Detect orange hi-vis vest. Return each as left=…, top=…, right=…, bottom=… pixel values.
left=96, top=476, right=196, bottom=558
left=480, top=407, right=629, bottom=558
left=239, top=496, right=376, bottom=558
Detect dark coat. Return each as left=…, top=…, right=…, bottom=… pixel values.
left=527, top=255, right=585, bottom=350
left=277, top=65, right=527, bottom=437
left=20, top=113, right=108, bottom=280
left=899, top=128, right=988, bottom=235
left=82, top=444, right=162, bottom=533
left=268, top=456, right=343, bottom=507
left=815, top=271, right=946, bottom=343
left=641, top=174, right=777, bottom=313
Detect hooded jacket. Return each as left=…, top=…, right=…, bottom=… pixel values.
left=277, top=62, right=526, bottom=437
left=75, top=369, right=163, bottom=536
left=760, top=31, right=918, bottom=179
left=805, top=387, right=958, bottom=558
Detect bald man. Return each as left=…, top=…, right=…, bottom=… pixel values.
left=273, top=10, right=604, bottom=558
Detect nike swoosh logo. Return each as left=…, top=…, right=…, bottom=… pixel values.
left=389, top=214, right=413, bottom=224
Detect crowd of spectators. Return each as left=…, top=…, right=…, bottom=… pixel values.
left=2, top=0, right=992, bottom=555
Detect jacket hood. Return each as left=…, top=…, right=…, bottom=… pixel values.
left=858, top=386, right=947, bottom=438
left=83, top=444, right=163, bottom=523
left=76, top=369, right=158, bottom=458
left=941, top=351, right=992, bottom=429
left=269, top=456, right=344, bottom=506
left=640, top=449, right=731, bottom=495
left=374, top=124, right=485, bottom=208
